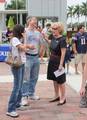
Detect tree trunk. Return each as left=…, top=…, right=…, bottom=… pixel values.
left=85, top=16, right=87, bottom=29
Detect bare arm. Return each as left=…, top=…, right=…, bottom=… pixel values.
left=59, top=48, right=66, bottom=69
left=17, top=44, right=35, bottom=52
left=42, top=34, right=51, bottom=45
left=72, top=43, right=77, bottom=54
left=39, top=44, right=44, bottom=57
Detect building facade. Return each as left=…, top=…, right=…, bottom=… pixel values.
left=26, top=0, right=67, bottom=29
left=0, top=0, right=67, bottom=31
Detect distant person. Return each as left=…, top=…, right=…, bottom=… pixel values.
left=6, top=27, right=13, bottom=41
left=41, top=22, right=52, bottom=62
left=72, top=25, right=87, bottom=75
left=65, top=36, right=72, bottom=74
left=44, top=22, right=67, bottom=105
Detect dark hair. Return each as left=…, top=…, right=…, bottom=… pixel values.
left=13, top=24, right=25, bottom=39
left=78, top=24, right=84, bottom=31
left=46, top=23, right=51, bottom=27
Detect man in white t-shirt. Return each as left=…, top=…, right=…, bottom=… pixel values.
left=21, top=17, right=43, bottom=106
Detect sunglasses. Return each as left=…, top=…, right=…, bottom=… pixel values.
left=52, top=27, right=58, bottom=30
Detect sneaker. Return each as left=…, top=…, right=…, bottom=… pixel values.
left=17, top=105, right=31, bottom=111
left=29, top=95, right=40, bottom=100
left=79, top=104, right=87, bottom=108
left=21, top=96, right=28, bottom=106
left=79, top=97, right=87, bottom=108
left=6, top=111, right=19, bottom=118
left=75, top=72, right=80, bottom=75
left=79, top=103, right=87, bottom=108
left=40, top=59, right=45, bottom=64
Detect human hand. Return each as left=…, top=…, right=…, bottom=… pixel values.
left=74, top=51, right=77, bottom=55
left=58, top=64, right=63, bottom=71
left=29, top=44, right=35, bottom=50
left=80, top=87, right=85, bottom=97
left=42, top=33, right=48, bottom=40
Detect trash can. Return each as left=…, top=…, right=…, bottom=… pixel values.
left=0, top=44, right=11, bottom=62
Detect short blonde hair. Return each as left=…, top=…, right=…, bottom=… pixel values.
left=52, top=22, right=64, bottom=35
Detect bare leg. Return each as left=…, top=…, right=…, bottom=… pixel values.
left=75, top=63, right=79, bottom=74
left=45, top=43, right=50, bottom=60
left=40, top=45, right=45, bottom=61
left=53, top=81, right=60, bottom=98
left=59, top=83, right=66, bottom=102
left=82, top=63, right=85, bottom=83
left=79, top=55, right=87, bottom=107
left=83, top=54, right=87, bottom=81
left=66, top=62, right=69, bottom=74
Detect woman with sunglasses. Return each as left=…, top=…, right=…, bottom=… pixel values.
left=44, top=22, right=66, bottom=105
left=6, top=24, right=35, bottom=118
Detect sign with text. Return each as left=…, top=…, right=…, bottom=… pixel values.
left=0, top=44, right=11, bottom=62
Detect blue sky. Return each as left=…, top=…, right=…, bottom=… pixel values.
left=67, top=0, right=86, bottom=6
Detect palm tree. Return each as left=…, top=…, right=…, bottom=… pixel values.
left=73, top=4, right=81, bottom=25
left=5, top=0, right=26, bottom=10
left=67, top=5, right=74, bottom=28
left=81, top=1, right=87, bottom=29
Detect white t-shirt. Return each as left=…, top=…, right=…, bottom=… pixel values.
left=26, top=29, right=43, bottom=54
left=11, top=37, right=26, bottom=63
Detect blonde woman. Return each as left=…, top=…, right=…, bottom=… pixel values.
left=44, top=22, right=66, bottom=105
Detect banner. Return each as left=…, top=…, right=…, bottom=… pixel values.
left=0, top=44, right=11, bottom=62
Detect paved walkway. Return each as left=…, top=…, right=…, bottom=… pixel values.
left=0, top=62, right=87, bottom=120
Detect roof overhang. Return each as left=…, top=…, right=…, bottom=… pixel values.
left=0, top=9, right=28, bottom=14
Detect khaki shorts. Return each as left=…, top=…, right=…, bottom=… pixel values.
left=74, top=53, right=87, bottom=64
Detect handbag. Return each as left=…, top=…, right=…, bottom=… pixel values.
left=5, top=49, right=23, bottom=67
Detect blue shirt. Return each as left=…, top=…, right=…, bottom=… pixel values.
left=72, top=32, right=87, bottom=53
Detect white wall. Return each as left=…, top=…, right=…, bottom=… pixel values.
left=27, top=0, right=67, bottom=30
left=0, top=13, right=6, bottom=31
left=0, top=3, right=5, bottom=10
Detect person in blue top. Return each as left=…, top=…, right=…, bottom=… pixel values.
left=72, top=24, right=87, bottom=74
left=72, top=24, right=87, bottom=107
left=65, top=37, right=72, bottom=74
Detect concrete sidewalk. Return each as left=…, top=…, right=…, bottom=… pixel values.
left=0, top=62, right=87, bottom=120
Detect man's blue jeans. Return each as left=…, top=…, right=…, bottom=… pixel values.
left=7, top=64, right=24, bottom=112
left=22, top=55, right=40, bottom=97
